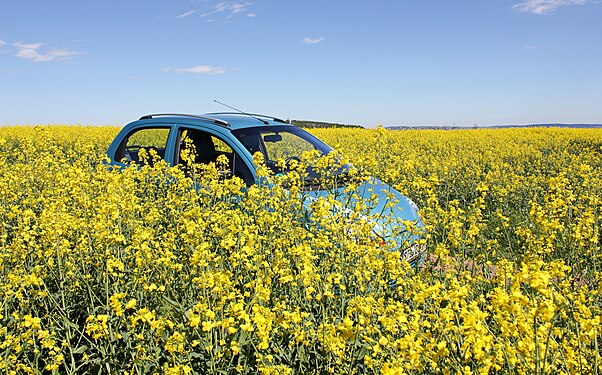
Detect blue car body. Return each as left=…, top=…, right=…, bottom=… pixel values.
left=106, top=113, right=424, bottom=267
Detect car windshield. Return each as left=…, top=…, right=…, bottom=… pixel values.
left=232, top=126, right=333, bottom=177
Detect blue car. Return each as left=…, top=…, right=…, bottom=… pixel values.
left=106, top=113, right=424, bottom=267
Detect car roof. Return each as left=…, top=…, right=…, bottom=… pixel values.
left=137, top=112, right=292, bottom=131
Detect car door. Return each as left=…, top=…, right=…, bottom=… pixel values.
left=173, top=125, right=255, bottom=186
left=109, top=123, right=177, bottom=166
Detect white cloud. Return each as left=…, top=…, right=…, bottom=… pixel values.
left=175, top=10, right=197, bottom=19
left=0, top=38, right=6, bottom=47
left=201, top=1, right=252, bottom=19
left=302, top=36, right=325, bottom=45
left=164, top=65, right=227, bottom=75
left=247, top=12, right=256, bottom=17
left=228, top=3, right=247, bottom=14
left=512, top=0, right=593, bottom=14
left=14, top=42, right=81, bottom=62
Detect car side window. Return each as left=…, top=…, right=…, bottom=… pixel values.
left=177, top=128, right=254, bottom=186
left=116, top=127, right=171, bottom=164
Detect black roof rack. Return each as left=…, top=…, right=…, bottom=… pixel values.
left=139, top=113, right=230, bottom=127
left=205, top=112, right=288, bottom=124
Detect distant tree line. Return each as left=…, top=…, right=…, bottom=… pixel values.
left=386, top=123, right=602, bottom=131
left=291, top=120, right=364, bottom=129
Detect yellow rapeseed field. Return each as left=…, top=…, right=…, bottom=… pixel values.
left=0, top=125, right=600, bottom=374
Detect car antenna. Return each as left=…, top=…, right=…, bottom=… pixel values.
left=213, top=99, right=269, bottom=125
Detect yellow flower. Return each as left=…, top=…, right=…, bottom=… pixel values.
left=85, top=315, right=109, bottom=339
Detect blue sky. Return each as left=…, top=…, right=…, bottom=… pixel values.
left=1, top=0, right=601, bottom=127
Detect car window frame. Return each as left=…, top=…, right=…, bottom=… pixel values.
left=172, top=123, right=258, bottom=185
left=113, top=122, right=178, bottom=166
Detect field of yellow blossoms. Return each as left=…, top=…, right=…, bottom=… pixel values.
left=0, top=125, right=600, bottom=374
